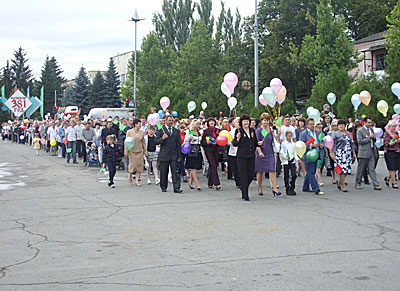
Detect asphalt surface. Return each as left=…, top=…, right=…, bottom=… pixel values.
left=0, top=140, right=399, bottom=290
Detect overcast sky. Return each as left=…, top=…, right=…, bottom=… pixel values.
left=0, top=0, right=254, bottom=81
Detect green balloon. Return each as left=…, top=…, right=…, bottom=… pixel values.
left=124, top=137, right=135, bottom=150
left=306, top=148, right=319, bottom=163
left=394, top=104, right=400, bottom=115
left=262, top=87, right=276, bottom=105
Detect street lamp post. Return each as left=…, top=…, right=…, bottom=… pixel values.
left=130, top=9, right=144, bottom=117
left=254, top=0, right=259, bottom=107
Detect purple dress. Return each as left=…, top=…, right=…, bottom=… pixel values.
left=255, top=127, right=276, bottom=173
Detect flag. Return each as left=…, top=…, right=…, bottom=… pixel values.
left=189, top=129, right=195, bottom=135
left=27, top=87, right=30, bottom=98
left=40, top=86, right=44, bottom=118
left=262, top=128, right=269, bottom=138
left=390, top=134, right=399, bottom=143
left=306, top=136, right=315, bottom=146
left=97, top=166, right=105, bottom=176
left=276, top=116, right=283, bottom=127
left=224, top=124, right=230, bottom=131
left=335, top=164, right=342, bottom=175
left=1, top=85, right=4, bottom=97
left=157, top=121, right=163, bottom=129
left=318, top=133, right=325, bottom=142
left=113, top=119, right=119, bottom=125
left=119, top=124, right=127, bottom=131
left=286, top=150, right=290, bottom=159
left=14, top=86, right=17, bottom=93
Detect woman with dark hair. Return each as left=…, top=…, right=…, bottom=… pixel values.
left=125, top=119, right=148, bottom=186
left=201, top=118, right=221, bottom=190
left=330, top=119, right=355, bottom=192
left=233, top=114, right=259, bottom=201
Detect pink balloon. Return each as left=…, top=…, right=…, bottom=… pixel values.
left=323, top=136, right=334, bottom=150
left=259, top=95, right=268, bottom=106
left=270, top=78, right=283, bottom=96
left=160, top=96, right=170, bottom=111
left=224, top=72, right=238, bottom=94
left=147, top=113, right=160, bottom=126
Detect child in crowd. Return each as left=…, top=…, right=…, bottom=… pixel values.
left=145, top=125, right=160, bottom=185
left=102, top=134, right=118, bottom=188
left=33, top=133, right=41, bottom=156
left=178, top=124, right=188, bottom=183
left=315, top=123, right=325, bottom=186
left=280, top=131, right=297, bottom=195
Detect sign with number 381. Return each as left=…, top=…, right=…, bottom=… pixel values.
left=5, top=90, right=32, bottom=117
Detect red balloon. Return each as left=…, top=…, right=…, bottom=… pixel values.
left=216, top=135, right=228, bottom=146
left=219, top=112, right=223, bottom=116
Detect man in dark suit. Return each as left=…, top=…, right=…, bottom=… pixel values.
left=299, top=118, right=324, bottom=195
left=155, top=115, right=183, bottom=193
left=355, top=117, right=381, bottom=190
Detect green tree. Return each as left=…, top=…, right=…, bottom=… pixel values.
left=72, top=67, right=90, bottom=114
left=385, top=1, right=400, bottom=83
left=196, top=0, right=214, bottom=34
left=33, top=56, right=66, bottom=114
left=88, top=71, right=106, bottom=108
left=0, top=60, right=14, bottom=97
left=104, top=58, right=121, bottom=108
left=11, top=47, right=33, bottom=92
left=62, top=86, right=75, bottom=107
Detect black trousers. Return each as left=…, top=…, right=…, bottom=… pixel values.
left=228, top=155, right=240, bottom=187
left=283, top=161, right=297, bottom=192
left=107, top=162, right=116, bottom=185
left=236, top=157, right=255, bottom=200
left=159, top=159, right=181, bottom=191
left=205, top=150, right=220, bottom=187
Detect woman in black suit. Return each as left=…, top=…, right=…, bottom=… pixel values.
left=233, top=114, right=259, bottom=201
left=201, top=118, right=221, bottom=190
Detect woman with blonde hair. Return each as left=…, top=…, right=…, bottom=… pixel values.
left=184, top=119, right=203, bottom=190
left=383, top=121, right=400, bottom=188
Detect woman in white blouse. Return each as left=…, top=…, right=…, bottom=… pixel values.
left=184, top=119, right=203, bottom=190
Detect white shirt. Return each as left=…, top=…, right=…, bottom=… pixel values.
left=47, top=126, right=58, bottom=141
left=280, top=140, right=297, bottom=165
left=228, top=128, right=238, bottom=156
left=280, top=125, right=296, bottom=142
left=66, top=126, right=77, bottom=142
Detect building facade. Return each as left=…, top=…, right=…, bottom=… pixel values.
left=111, top=51, right=133, bottom=85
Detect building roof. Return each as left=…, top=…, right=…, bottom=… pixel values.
left=355, top=31, right=388, bottom=45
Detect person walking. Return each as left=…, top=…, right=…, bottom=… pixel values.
left=280, top=131, right=298, bottom=195
left=184, top=119, right=203, bottom=190
left=201, top=118, right=221, bottom=190
left=103, top=135, right=118, bottom=188
left=255, top=113, right=281, bottom=196
left=299, top=118, right=324, bottom=195
left=145, top=125, right=160, bottom=185
left=65, top=120, right=78, bottom=164
left=383, top=121, right=400, bottom=189
left=330, top=119, right=356, bottom=192
left=125, top=119, right=148, bottom=186
left=233, top=114, right=259, bottom=201
left=155, top=115, right=183, bottom=193
left=228, top=117, right=240, bottom=188
left=355, top=117, right=381, bottom=190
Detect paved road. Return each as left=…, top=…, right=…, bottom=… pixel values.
left=0, top=140, right=399, bottom=290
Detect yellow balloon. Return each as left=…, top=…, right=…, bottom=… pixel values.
left=50, top=137, right=57, bottom=147
left=362, top=114, right=366, bottom=118
left=377, top=100, right=389, bottom=117
left=23, top=119, right=28, bottom=124
left=219, top=130, right=233, bottom=142
left=294, top=141, right=307, bottom=158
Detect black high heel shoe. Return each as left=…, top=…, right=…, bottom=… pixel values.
left=189, top=184, right=194, bottom=189
left=384, top=177, right=389, bottom=187
left=272, top=190, right=281, bottom=196
left=336, top=181, right=341, bottom=191
left=392, top=183, right=399, bottom=189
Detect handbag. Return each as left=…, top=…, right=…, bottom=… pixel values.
left=272, top=134, right=280, bottom=153
left=188, top=143, right=201, bottom=157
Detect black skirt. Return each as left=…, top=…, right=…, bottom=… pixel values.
left=185, top=156, right=203, bottom=170
left=384, top=151, right=399, bottom=171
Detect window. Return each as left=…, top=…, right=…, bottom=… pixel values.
left=121, top=74, right=126, bottom=84
left=375, top=53, right=386, bottom=71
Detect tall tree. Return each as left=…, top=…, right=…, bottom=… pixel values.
left=385, top=1, right=400, bottom=83
left=11, top=47, right=33, bottom=92
left=88, top=71, right=106, bottom=108
left=73, top=67, right=90, bottom=114
left=0, top=60, right=14, bottom=97
left=215, top=2, right=241, bottom=54
left=153, top=0, right=195, bottom=54
left=34, top=56, right=66, bottom=114
left=103, top=58, right=121, bottom=108
left=62, top=86, right=75, bottom=107
left=196, top=0, right=214, bottom=34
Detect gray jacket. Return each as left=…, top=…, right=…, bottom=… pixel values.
left=356, top=127, right=376, bottom=159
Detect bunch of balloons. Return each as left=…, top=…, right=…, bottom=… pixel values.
left=221, top=72, right=238, bottom=98
left=351, top=91, right=371, bottom=111
left=259, top=78, right=287, bottom=108
left=306, top=106, right=321, bottom=122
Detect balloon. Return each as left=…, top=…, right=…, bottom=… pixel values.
left=224, top=72, right=238, bottom=94
left=219, top=130, right=233, bottom=142
left=160, top=96, right=170, bottom=110
left=50, top=137, right=57, bottom=147
left=262, top=87, right=276, bottom=106
left=147, top=113, right=160, bottom=126
left=219, top=112, right=223, bottom=116
left=394, top=104, right=400, bottom=115
left=306, top=149, right=319, bottom=163
left=323, top=136, right=334, bottom=150
left=259, top=95, right=268, bottom=106
left=360, top=91, right=371, bottom=106
left=392, top=82, right=400, bottom=99
left=270, top=78, right=283, bottom=96
left=373, top=128, right=383, bottom=138
left=171, top=111, right=178, bottom=117
left=158, top=110, right=164, bottom=118
left=189, top=115, right=194, bottom=119
left=376, top=137, right=383, bottom=148
left=23, top=119, right=28, bottom=124
left=181, top=142, right=192, bottom=154
left=268, top=97, right=276, bottom=108
left=124, top=137, right=135, bottom=150
left=277, top=86, right=287, bottom=104
left=20, top=135, right=24, bottom=140
left=377, top=100, right=388, bottom=117
left=294, top=141, right=307, bottom=158
left=308, top=108, right=321, bottom=122
left=351, top=94, right=361, bottom=111
left=306, top=106, right=314, bottom=116
left=187, top=101, right=196, bottom=113
left=221, top=82, right=231, bottom=98
left=216, top=135, right=228, bottom=146
left=227, top=97, right=237, bottom=110
left=201, top=102, right=207, bottom=110
left=327, top=93, right=336, bottom=105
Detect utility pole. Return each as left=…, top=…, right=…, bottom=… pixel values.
left=254, top=0, right=259, bottom=107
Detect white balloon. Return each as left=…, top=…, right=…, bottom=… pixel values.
left=221, top=82, right=231, bottom=98
left=306, top=106, right=314, bottom=116
left=227, top=97, right=237, bottom=110
left=308, top=108, right=320, bottom=122
left=201, top=102, right=207, bottom=110
left=351, top=94, right=361, bottom=111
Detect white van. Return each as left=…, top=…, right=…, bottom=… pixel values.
left=87, top=108, right=131, bottom=120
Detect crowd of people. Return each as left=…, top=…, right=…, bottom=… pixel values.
left=2, top=103, right=399, bottom=201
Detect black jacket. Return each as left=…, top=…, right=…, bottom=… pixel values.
left=101, top=127, right=118, bottom=145
left=155, top=126, right=182, bottom=162
left=103, top=144, right=119, bottom=163
left=232, top=127, right=258, bottom=158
